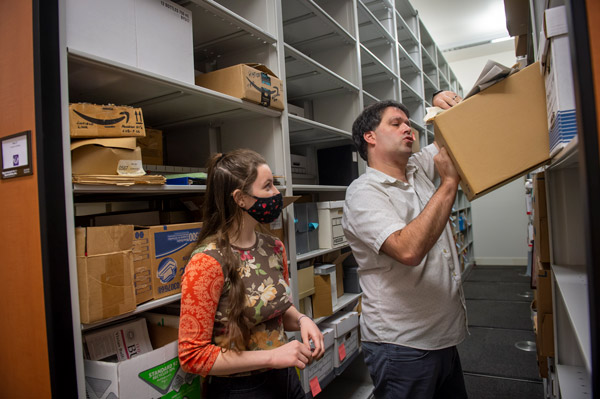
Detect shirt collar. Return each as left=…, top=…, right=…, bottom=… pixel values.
left=366, top=164, right=418, bottom=186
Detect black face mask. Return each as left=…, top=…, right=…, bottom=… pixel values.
left=244, top=193, right=283, bottom=224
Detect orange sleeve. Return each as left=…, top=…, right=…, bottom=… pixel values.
left=277, top=239, right=290, bottom=285
left=178, top=253, right=224, bottom=377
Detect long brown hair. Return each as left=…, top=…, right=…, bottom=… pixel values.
left=198, top=148, right=267, bottom=351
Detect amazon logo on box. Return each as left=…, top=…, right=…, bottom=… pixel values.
left=69, top=103, right=146, bottom=138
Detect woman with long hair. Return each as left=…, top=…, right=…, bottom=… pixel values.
left=178, top=149, right=324, bottom=398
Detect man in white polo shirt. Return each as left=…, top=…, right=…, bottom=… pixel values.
left=342, top=97, right=468, bottom=399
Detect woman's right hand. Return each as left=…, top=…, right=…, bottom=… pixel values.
left=270, top=340, right=313, bottom=369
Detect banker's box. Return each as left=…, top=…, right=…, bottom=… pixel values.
left=317, top=201, right=347, bottom=249
left=134, top=223, right=202, bottom=300
left=195, top=64, right=284, bottom=110
left=66, top=0, right=194, bottom=85
left=321, top=311, right=360, bottom=369
left=433, top=62, right=550, bottom=201
left=85, top=323, right=202, bottom=399
left=76, top=225, right=137, bottom=324
left=297, top=327, right=335, bottom=394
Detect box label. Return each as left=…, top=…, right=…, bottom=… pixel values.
left=138, top=357, right=180, bottom=394
left=154, top=228, right=201, bottom=258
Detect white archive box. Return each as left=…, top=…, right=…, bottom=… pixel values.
left=317, top=201, right=347, bottom=249
left=321, top=311, right=360, bottom=369
left=298, top=327, right=336, bottom=394
left=84, top=323, right=202, bottom=399
left=540, top=5, right=577, bottom=154
left=66, top=0, right=194, bottom=85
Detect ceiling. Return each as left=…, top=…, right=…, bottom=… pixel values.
left=408, top=0, right=510, bottom=52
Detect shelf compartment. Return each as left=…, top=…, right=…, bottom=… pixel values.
left=397, top=42, right=421, bottom=74
left=283, top=0, right=358, bottom=85
left=418, top=18, right=436, bottom=64
left=552, top=264, right=591, bottom=371
left=359, top=0, right=395, bottom=39
left=363, top=91, right=380, bottom=107
left=360, top=45, right=399, bottom=102
left=68, top=50, right=280, bottom=129
left=184, top=0, right=278, bottom=64
left=357, top=1, right=396, bottom=69
left=81, top=293, right=182, bottom=331
left=436, top=47, right=450, bottom=82
left=394, top=1, right=418, bottom=46
left=288, top=114, right=352, bottom=146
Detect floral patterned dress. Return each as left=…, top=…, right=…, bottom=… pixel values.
left=178, top=232, right=293, bottom=377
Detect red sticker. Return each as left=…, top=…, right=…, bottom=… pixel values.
left=310, top=376, right=322, bottom=396
left=338, top=343, right=347, bottom=361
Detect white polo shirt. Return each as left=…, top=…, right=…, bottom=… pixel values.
left=342, top=144, right=468, bottom=350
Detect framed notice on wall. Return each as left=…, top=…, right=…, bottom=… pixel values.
left=1, top=130, right=33, bottom=179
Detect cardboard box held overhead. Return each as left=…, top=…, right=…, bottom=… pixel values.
left=195, top=64, right=284, bottom=110
left=69, top=103, right=146, bottom=138
left=76, top=225, right=137, bottom=324
left=433, top=62, right=550, bottom=201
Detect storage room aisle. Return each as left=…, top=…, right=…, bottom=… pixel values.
left=316, top=265, right=544, bottom=399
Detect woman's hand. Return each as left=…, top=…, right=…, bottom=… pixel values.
left=299, top=316, right=325, bottom=361
left=270, top=340, right=313, bottom=369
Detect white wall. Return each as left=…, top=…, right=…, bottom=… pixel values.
left=447, top=40, right=529, bottom=266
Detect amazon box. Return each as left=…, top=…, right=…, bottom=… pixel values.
left=71, top=137, right=143, bottom=176
left=76, top=225, right=136, bottom=324
left=195, top=64, right=284, bottom=110
left=433, top=62, right=550, bottom=201
left=69, top=103, right=146, bottom=138
left=134, top=223, right=202, bottom=300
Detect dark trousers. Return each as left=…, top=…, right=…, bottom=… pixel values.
left=206, top=367, right=305, bottom=399
left=362, top=342, right=468, bottom=399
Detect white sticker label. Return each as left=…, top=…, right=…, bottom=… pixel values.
left=117, top=160, right=145, bottom=176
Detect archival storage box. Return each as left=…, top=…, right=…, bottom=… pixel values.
left=433, top=62, right=550, bottom=201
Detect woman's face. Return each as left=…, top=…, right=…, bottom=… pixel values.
left=248, top=163, right=280, bottom=200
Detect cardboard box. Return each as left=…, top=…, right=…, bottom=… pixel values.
left=134, top=223, right=202, bottom=300
left=433, top=62, right=550, bottom=201
left=71, top=137, right=143, bottom=176
left=315, top=264, right=338, bottom=309
left=515, top=34, right=528, bottom=57
left=133, top=228, right=154, bottom=305
left=321, top=311, right=360, bottom=369
left=411, top=127, right=420, bottom=153
left=298, top=265, right=316, bottom=299
left=195, top=64, right=284, bottom=110
left=535, top=265, right=552, bottom=315
left=66, top=0, right=194, bottom=84
left=69, top=103, right=146, bottom=138
left=138, top=128, right=164, bottom=165
left=297, top=327, right=335, bottom=394
left=535, top=313, right=555, bottom=358
left=533, top=172, right=550, bottom=263
left=317, top=201, right=347, bottom=249
left=84, top=323, right=202, bottom=399
left=323, top=251, right=352, bottom=299
left=76, top=225, right=137, bottom=324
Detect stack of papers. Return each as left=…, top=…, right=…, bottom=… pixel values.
left=72, top=174, right=166, bottom=186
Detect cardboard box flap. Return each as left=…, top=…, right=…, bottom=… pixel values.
left=544, top=6, right=568, bottom=39
left=84, top=225, right=134, bottom=256
left=246, top=63, right=279, bottom=78
left=284, top=195, right=301, bottom=208
left=71, top=137, right=138, bottom=151
left=322, top=250, right=352, bottom=265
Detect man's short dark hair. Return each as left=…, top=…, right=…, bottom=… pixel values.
left=351, top=100, right=410, bottom=162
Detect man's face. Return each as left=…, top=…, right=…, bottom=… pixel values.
left=371, top=107, right=414, bottom=157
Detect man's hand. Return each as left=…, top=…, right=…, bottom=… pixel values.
left=434, top=146, right=460, bottom=186
left=433, top=91, right=462, bottom=110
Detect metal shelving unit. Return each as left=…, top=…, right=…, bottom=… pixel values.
left=58, top=0, right=471, bottom=395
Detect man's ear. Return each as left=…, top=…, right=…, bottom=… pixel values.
left=363, top=130, right=376, bottom=145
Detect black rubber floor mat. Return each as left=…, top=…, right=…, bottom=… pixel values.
left=466, top=300, right=534, bottom=330
left=464, top=373, right=544, bottom=399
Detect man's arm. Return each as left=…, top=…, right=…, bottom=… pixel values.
left=380, top=147, right=459, bottom=266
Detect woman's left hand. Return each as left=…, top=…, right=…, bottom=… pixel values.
left=299, top=317, right=325, bottom=361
